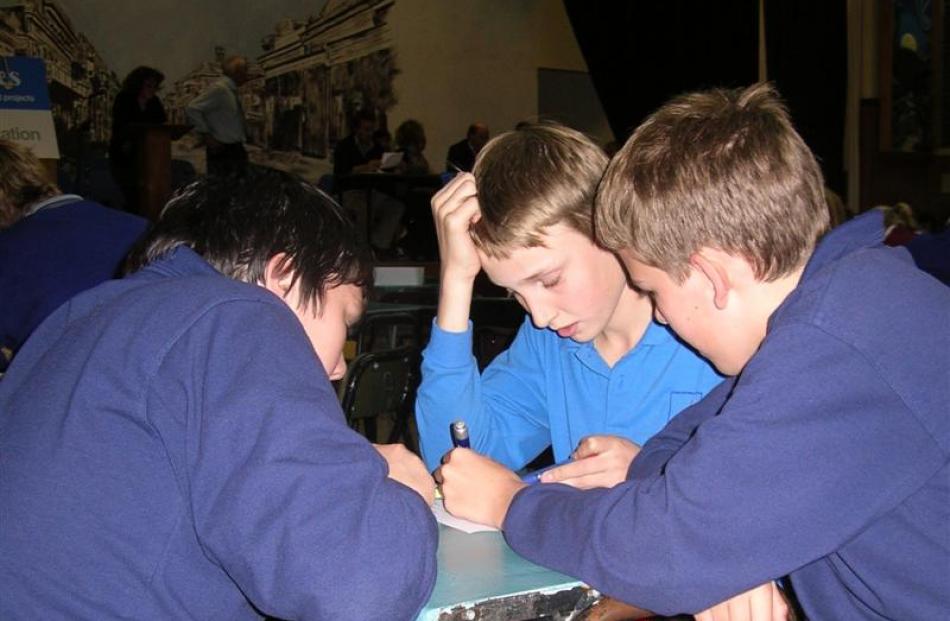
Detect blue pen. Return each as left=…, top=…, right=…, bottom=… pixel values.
left=450, top=420, right=471, bottom=448
left=520, top=460, right=570, bottom=484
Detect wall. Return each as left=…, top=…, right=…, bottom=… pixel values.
left=387, top=0, right=591, bottom=171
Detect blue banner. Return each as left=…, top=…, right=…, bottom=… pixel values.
left=0, top=56, right=52, bottom=111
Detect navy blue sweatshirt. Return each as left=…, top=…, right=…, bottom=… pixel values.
left=502, top=212, right=950, bottom=619
left=0, top=248, right=437, bottom=620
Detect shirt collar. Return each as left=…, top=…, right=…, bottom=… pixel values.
left=24, top=194, right=83, bottom=217
left=137, top=246, right=220, bottom=280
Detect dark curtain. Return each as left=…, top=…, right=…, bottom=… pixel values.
left=765, top=0, right=848, bottom=194
left=563, top=0, right=759, bottom=141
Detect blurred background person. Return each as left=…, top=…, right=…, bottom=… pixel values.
left=186, top=55, right=249, bottom=177
left=109, top=66, right=167, bottom=214
left=445, top=122, right=489, bottom=173
left=0, top=139, right=147, bottom=372
left=394, top=119, right=430, bottom=175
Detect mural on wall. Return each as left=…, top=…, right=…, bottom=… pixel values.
left=891, top=0, right=932, bottom=152
left=1, top=0, right=399, bottom=182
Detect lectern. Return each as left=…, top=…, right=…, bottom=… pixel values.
left=134, top=124, right=190, bottom=221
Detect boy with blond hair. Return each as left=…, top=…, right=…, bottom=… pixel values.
left=417, top=122, right=721, bottom=488
left=438, top=84, right=950, bottom=619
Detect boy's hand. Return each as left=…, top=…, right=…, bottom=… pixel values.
left=694, top=581, right=791, bottom=621
left=435, top=448, right=526, bottom=529
left=374, top=443, right=435, bottom=506
left=432, top=173, right=483, bottom=283
left=539, top=435, right=640, bottom=489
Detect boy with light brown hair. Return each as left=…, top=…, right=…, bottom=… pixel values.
left=416, top=122, right=721, bottom=489
left=438, top=84, right=950, bottom=620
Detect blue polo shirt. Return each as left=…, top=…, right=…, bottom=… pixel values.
left=416, top=315, right=722, bottom=472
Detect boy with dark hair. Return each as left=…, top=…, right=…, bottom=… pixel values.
left=438, top=84, right=949, bottom=619
left=0, top=168, right=438, bottom=620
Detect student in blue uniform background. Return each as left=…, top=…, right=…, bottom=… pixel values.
left=0, top=168, right=438, bottom=620
left=438, top=84, right=950, bottom=620
left=416, top=122, right=722, bottom=489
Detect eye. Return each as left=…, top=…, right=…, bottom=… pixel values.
left=540, top=275, right=561, bottom=289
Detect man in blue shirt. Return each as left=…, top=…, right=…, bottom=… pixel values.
left=0, top=169, right=437, bottom=620
left=438, top=84, right=950, bottom=619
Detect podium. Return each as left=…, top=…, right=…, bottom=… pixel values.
left=133, top=124, right=190, bottom=221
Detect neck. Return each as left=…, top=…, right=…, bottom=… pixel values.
left=756, top=265, right=805, bottom=327
left=594, top=285, right=653, bottom=367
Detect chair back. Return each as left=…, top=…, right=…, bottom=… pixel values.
left=338, top=345, right=421, bottom=449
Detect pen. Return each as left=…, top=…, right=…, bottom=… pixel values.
left=520, top=460, right=569, bottom=484
left=450, top=420, right=471, bottom=448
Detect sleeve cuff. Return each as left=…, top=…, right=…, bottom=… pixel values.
left=423, top=318, right=475, bottom=367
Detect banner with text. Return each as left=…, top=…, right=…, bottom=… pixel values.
left=0, top=56, right=59, bottom=158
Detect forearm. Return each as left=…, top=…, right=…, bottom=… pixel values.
left=436, top=269, right=475, bottom=333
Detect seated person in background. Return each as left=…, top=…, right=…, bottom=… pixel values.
left=438, top=84, right=950, bottom=620
left=333, top=110, right=404, bottom=255
left=334, top=108, right=383, bottom=176
left=394, top=119, right=431, bottom=175
left=109, top=65, right=167, bottom=214
left=446, top=122, right=490, bottom=172
left=372, top=127, right=393, bottom=154
left=417, top=122, right=722, bottom=486
left=0, top=168, right=438, bottom=620
left=0, top=139, right=147, bottom=372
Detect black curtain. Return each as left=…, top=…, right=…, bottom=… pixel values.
left=765, top=0, right=848, bottom=194
left=563, top=0, right=759, bottom=141
left=564, top=0, right=848, bottom=194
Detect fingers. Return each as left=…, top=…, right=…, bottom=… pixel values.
left=432, top=173, right=477, bottom=219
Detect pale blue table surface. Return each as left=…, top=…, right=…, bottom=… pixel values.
left=416, top=523, right=583, bottom=620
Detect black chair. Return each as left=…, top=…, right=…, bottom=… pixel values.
left=338, top=345, right=421, bottom=451
left=354, top=311, right=427, bottom=354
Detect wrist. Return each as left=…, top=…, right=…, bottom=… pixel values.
left=436, top=277, right=474, bottom=333
left=495, top=481, right=528, bottom=530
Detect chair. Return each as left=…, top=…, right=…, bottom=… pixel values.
left=338, top=345, right=421, bottom=451
left=354, top=311, right=426, bottom=354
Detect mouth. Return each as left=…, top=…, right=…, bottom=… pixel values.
left=555, top=322, right=578, bottom=338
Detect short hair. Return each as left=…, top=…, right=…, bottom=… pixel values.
left=121, top=66, right=164, bottom=95
left=470, top=121, right=608, bottom=258
left=221, top=55, right=247, bottom=78
left=127, top=167, right=372, bottom=310
left=595, top=83, right=828, bottom=282
left=0, top=139, right=60, bottom=229
left=394, top=119, right=425, bottom=150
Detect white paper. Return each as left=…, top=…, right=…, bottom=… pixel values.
left=379, top=151, right=403, bottom=170
left=431, top=499, right=499, bottom=533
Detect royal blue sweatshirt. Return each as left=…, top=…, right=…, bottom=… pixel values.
left=502, top=211, right=950, bottom=619
left=0, top=247, right=437, bottom=620
left=0, top=195, right=147, bottom=367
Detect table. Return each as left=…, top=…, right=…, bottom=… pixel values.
left=417, top=524, right=588, bottom=621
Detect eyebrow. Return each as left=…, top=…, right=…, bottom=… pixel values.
left=518, top=265, right=561, bottom=285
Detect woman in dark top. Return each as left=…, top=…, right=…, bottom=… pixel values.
left=109, top=66, right=167, bottom=214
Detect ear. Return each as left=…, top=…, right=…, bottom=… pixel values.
left=261, top=253, right=295, bottom=300
left=689, top=250, right=732, bottom=310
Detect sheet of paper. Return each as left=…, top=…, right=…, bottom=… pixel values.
left=379, top=150, right=403, bottom=170
left=432, top=499, right=499, bottom=533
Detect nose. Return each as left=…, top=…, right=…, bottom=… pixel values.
left=524, top=294, right=556, bottom=330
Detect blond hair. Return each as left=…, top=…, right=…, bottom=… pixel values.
left=0, top=139, right=59, bottom=229
left=471, top=121, right=608, bottom=258
left=595, top=83, right=828, bottom=282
